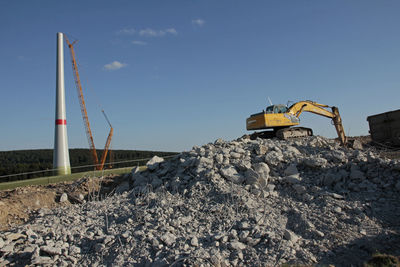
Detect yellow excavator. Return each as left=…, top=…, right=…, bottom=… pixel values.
left=246, top=100, right=347, bottom=145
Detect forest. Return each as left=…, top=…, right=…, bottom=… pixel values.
left=0, top=149, right=178, bottom=183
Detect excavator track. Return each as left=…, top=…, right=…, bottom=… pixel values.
left=276, top=127, right=313, bottom=139
left=250, top=127, right=313, bottom=140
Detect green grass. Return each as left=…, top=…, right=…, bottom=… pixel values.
left=0, top=166, right=145, bottom=191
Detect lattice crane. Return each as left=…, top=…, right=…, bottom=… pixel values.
left=64, top=34, right=114, bottom=170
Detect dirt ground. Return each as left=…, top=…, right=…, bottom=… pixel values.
left=0, top=174, right=127, bottom=231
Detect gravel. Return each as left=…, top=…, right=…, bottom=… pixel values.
left=1, top=135, right=400, bottom=266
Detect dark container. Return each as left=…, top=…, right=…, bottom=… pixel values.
left=367, top=109, right=400, bottom=146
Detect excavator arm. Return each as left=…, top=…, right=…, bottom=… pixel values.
left=287, top=101, right=347, bottom=145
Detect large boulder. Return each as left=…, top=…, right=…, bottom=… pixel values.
left=220, top=167, right=244, bottom=184
left=146, top=156, right=164, bottom=171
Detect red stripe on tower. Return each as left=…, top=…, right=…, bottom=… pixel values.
left=56, top=119, right=67, bottom=125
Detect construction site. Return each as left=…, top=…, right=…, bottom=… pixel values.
left=1, top=21, right=400, bottom=266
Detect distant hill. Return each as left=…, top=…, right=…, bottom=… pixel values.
left=0, top=149, right=178, bottom=183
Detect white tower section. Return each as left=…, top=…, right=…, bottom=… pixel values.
left=53, top=32, right=71, bottom=175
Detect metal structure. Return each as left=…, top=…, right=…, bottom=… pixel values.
left=64, top=34, right=113, bottom=170
left=53, top=32, right=71, bottom=175
left=246, top=100, right=347, bottom=145
left=367, top=109, right=400, bottom=146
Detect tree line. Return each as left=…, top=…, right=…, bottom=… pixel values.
left=0, top=149, right=178, bottom=183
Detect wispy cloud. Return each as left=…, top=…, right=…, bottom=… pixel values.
left=139, top=28, right=178, bottom=37
left=17, top=55, right=27, bottom=61
left=116, top=28, right=136, bottom=35
left=192, top=19, right=205, bottom=26
left=132, top=40, right=147, bottom=45
left=103, top=61, right=127, bottom=71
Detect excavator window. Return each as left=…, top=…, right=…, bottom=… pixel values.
left=266, top=105, right=274, bottom=113
left=266, top=105, right=288, bottom=114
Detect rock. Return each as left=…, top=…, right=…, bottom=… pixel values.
left=69, top=246, right=81, bottom=255
left=5, top=232, right=26, bottom=242
left=115, top=181, right=130, bottom=194
left=303, top=157, right=327, bottom=168
left=244, top=169, right=259, bottom=185
left=1, top=244, right=14, bottom=253
left=284, top=174, right=301, bottom=184
left=254, top=144, right=267, bottom=155
left=160, top=233, right=176, bottom=246
left=146, top=156, right=164, bottom=171
left=284, top=164, right=299, bottom=176
left=40, top=245, right=62, bottom=255
left=151, top=177, right=163, bottom=188
left=220, top=167, right=244, bottom=184
left=59, top=193, right=68, bottom=203
left=214, top=138, right=225, bottom=145
left=284, top=230, right=299, bottom=243
left=314, top=230, right=325, bottom=238
left=352, top=140, right=363, bottom=150
left=229, top=241, right=246, bottom=250
left=190, top=236, right=199, bottom=247
left=253, top=162, right=270, bottom=178
left=265, top=151, right=283, bottom=166
left=396, top=181, right=400, bottom=191
left=293, top=184, right=307, bottom=194
left=132, top=173, right=148, bottom=187
left=0, top=238, right=4, bottom=249
left=334, top=207, right=342, bottom=213
left=31, top=256, right=54, bottom=265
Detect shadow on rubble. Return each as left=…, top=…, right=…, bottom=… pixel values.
left=318, top=231, right=400, bottom=266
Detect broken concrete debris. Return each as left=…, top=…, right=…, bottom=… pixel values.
left=1, top=135, right=400, bottom=266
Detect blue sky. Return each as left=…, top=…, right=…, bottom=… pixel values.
left=1, top=0, right=399, bottom=152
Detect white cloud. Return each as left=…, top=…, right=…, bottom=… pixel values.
left=192, top=19, right=205, bottom=26
left=103, top=61, right=127, bottom=71
left=116, top=28, right=136, bottom=35
left=132, top=40, right=147, bottom=45
left=139, top=28, right=159, bottom=37
left=139, top=28, right=178, bottom=37
left=165, top=28, right=178, bottom=35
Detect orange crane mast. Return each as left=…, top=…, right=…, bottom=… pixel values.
left=64, top=34, right=113, bottom=170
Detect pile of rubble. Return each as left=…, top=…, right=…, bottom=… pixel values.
left=1, top=136, right=400, bottom=266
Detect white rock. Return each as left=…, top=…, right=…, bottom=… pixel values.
left=59, top=193, right=68, bottom=203
left=352, top=140, right=363, bottom=150
left=229, top=241, right=246, bottom=250
left=40, top=246, right=62, bottom=255
left=265, top=151, right=283, bottom=165
left=220, top=167, right=244, bottom=184
left=253, top=162, right=270, bottom=178
left=190, top=236, right=199, bottom=247
left=161, top=233, right=176, bottom=246
left=146, top=156, right=164, bottom=171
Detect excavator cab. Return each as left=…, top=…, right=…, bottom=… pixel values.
left=265, top=105, right=288, bottom=114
